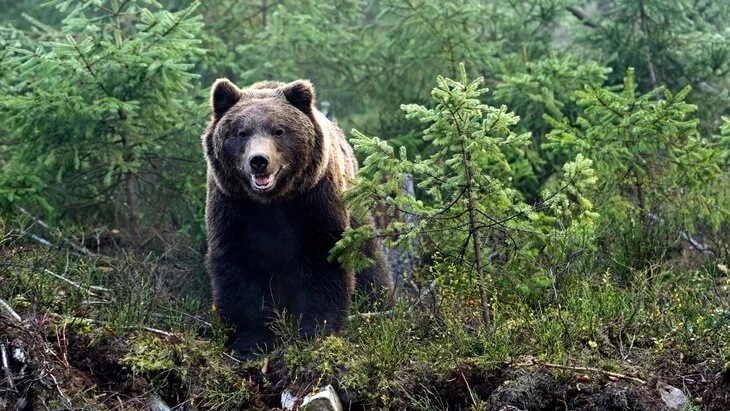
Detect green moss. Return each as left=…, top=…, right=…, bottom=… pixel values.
left=120, top=331, right=253, bottom=408
left=121, top=334, right=177, bottom=375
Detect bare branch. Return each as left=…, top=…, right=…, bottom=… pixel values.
left=0, top=298, right=22, bottom=322
left=1, top=343, right=14, bottom=389
left=566, top=6, right=597, bottom=28
left=64, top=316, right=177, bottom=339
left=536, top=362, right=647, bottom=385
left=17, top=207, right=98, bottom=256
left=43, top=269, right=110, bottom=300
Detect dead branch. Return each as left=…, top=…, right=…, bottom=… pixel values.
left=47, top=371, right=72, bottom=409
left=537, top=361, right=647, bottom=385
left=64, top=316, right=177, bottom=339
left=680, top=232, right=715, bottom=257
left=156, top=309, right=214, bottom=329
left=461, top=372, right=477, bottom=408
left=566, top=6, right=597, bottom=28
left=221, top=351, right=242, bottom=363
left=17, top=206, right=97, bottom=256
left=0, top=298, right=22, bottom=322
left=1, top=343, right=14, bottom=389
left=42, top=268, right=110, bottom=300
left=20, top=230, right=52, bottom=247
left=645, top=212, right=715, bottom=257
left=348, top=310, right=394, bottom=321
left=141, top=326, right=176, bottom=338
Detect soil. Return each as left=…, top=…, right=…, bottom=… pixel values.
left=1, top=316, right=728, bottom=410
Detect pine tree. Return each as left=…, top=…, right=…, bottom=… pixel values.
left=333, top=64, right=597, bottom=330
left=491, top=53, right=611, bottom=198
left=571, top=0, right=730, bottom=134
left=546, top=68, right=727, bottom=271
left=0, top=0, right=205, bottom=238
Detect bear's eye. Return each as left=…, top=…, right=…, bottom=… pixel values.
left=237, top=130, right=249, bottom=139
left=273, top=128, right=285, bottom=137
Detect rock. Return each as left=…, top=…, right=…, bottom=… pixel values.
left=149, top=393, right=171, bottom=411
left=656, top=382, right=688, bottom=410
left=281, top=390, right=296, bottom=410
left=282, top=385, right=343, bottom=411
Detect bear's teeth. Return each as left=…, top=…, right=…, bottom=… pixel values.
left=253, top=175, right=273, bottom=188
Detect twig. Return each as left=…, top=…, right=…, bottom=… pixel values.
left=82, top=300, right=112, bottom=305
left=261, top=357, right=270, bottom=374
left=221, top=351, right=242, bottom=363
left=0, top=298, right=22, bottom=322
left=680, top=232, right=715, bottom=257
left=348, top=310, right=394, bottom=321
left=645, top=212, right=715, bottom=257
left=537, top=362, right=646, bottom=385
left=161, top=309, right=214, bottom=329
left=43, top=269, right=109, bottom=299
left=17, top=207, right=97, bottom=256
left=461, top=372, right=477, bottom=409
left=64, top=316, right=177, bottom=338
left=141, top=326, right=176, bottom=338
left=20, top=230, right=52, bottom=247
left=1, top=343, right=14, bottom=389
left=47, top=371, right=72, bottom=409
left=55, top=323, right=70, bottom=369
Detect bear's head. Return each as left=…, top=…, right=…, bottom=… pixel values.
left=204, top=79, right=329, bottom=202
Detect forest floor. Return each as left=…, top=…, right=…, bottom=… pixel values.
left=1, top=309, right=728, bottom=410
left=1, top=220, right=729, bottom=410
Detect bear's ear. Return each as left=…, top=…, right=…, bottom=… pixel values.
left=282, top=80, right=315, bottom=114
left=211, top=78, right=242, bottom=119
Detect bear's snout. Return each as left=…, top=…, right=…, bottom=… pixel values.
left=249, top=153, right=270, bottom=173
left=243, top=136, right=283, bottom=192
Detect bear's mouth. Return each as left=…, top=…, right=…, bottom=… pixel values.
left=251, top=168, right=280, bottom=191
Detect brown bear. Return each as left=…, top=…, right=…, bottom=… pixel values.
left=202, top=78, right=393, bottom=358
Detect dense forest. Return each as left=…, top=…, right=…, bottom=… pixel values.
left=1, top=0, right=729, bottom=409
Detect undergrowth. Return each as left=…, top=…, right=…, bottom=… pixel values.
left=0, top=216, right=729, bottom=409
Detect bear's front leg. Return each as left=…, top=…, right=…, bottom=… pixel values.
left=211, top=267, right=277, bottom=359
left=294, top=267, right=353, bottom=339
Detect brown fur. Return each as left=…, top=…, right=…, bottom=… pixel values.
left=202, top=79, right=393, bottom=357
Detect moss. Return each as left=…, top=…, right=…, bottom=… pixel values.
left=119, top=331, right=253, bottom=408
left=283, top=335, right=378, bottom=403
left=121, top=334, right=177, bottom=375
left=285, top=336, right=353, bottom=381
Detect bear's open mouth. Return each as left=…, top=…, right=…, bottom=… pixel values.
left=251, top=168, right=280, bottom=191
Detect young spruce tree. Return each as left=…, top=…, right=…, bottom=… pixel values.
left=546, top=69, right=727, bottom=271
left=333, top=64, right=597, bottom=331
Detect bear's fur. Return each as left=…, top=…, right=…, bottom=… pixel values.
left=202, top=78, right=393, bottom=357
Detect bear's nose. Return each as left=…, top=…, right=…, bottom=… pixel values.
left=249, top=153, right=270, bottom=173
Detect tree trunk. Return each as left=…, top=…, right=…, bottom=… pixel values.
left=125, top=171, right=140, bottom=238
left=461, top=148, right=492, bottom=333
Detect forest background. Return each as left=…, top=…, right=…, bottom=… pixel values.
left=1, top=0, right=730, bottom=409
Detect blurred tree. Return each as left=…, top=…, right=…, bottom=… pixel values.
left=0, top=0, right=65, bottom=30
left=572, top=0, right=730, bottom=133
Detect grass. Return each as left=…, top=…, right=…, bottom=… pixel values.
left=0, top=214, right=728, bottom=409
